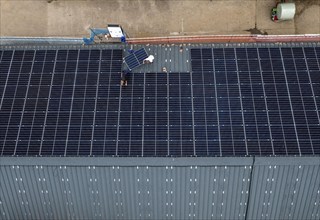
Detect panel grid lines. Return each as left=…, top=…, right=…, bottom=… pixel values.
left=166, top=69, right=170, bottom=156
left=90, top=50, right=102, bottom=156
left=155, top=72, right=158, bottom=156
left=133, top=73, right=141, bottom=156
left=0, top=52, right=13, bottom=154
left=212, top=58, right=223, bottom=156
left=103, top=52, right=115, bottom=156
left=290, top=49, right=315, bottom=155
left=190, top=47, right=319, bottom=156
left=257, top=49, right=275, bottom=155
left=141, top=73, right=146, bottom=156
left=3, top=50, right=25, bottom=155
left=0, top=47, right=319, bottom=157
left=175, top=73, right=182, bottom=156
left=0, top=51, right=13, bottom=109
left=201, top=50, right=210, bottom=156
left=53, top=50, right=72, bottom=156
left=39, top=50, right=57, bottom=156
left=303, top=47, right=320, bottom=132
left=225, top=50, right=238, bottom=156
left=299, top=50, right=320, bottom=154
left=265, top=49, right=289, bottom=155
left=64, top=49, right=80, bottom=156
left=25, top=51, right=45, bottom=155
left=234, top=52, right=249, bottom=156
left=245, top=48, right=262, bottom=156
left=277, top=48, right=301, bottom=155
left=189, top=71, right=197, bottom=156
left=0, top=49, right=125, bottom=156
left=115, top=49, right=123, bottom=156
left=124, top=48, right=148, bottom=71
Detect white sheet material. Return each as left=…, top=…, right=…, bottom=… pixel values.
left=144, top=55, right=155, bottom=63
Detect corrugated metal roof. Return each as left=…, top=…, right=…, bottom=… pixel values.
left=0, top=157, right=319, bottom=220
left=249, top=163, right=320, bottom=219
left=128, top=44, right=190, bottom=73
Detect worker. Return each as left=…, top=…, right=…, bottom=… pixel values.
left=121, top=70, right=130, bottom=87
left=143, top=55, right=155, bottom=64
left=120, top=35, right=126, bottom=43
left=162, top=67, right=168, bottom=73
left=104, top=33, right=111, bottom=39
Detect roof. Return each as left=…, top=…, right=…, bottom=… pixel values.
left=0, top=42, right=320, bottom=157
left=0, top=41, right=319, bottom=219
left=0, top=156, right=319, bottom=220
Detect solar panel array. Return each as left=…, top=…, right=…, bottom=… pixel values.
left=0, top=46, right=319, bottom=157
left=191, top=47, right=320, bottom=156
left=0, top=49, right=123, bottom=156
left=124, top=48, right=148, bottom=70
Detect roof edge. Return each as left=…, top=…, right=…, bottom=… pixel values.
left=0, top=156, right=318, bottom=166
left=1, top=34, right=320, bottom=47
left=127, top=34, right=320, bottom=44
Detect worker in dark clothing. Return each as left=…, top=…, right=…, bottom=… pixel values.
left=121, top=70, right=130, bottom=86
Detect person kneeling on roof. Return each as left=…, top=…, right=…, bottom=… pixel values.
left=143, top=55, right=154, bottom=64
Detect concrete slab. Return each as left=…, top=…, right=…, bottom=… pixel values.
left=256, top=0, right=296, bottom=35
left=46, top=0, right=256, bottom=37
left=0, top=0, right=48, bottom=36
left=295, top=5, right=320, bottom=34
left=168, top=0, right=255, bottom=35
left=0, top=0, right=319, bottom=38
left=47, top=1, right=92, bottom=37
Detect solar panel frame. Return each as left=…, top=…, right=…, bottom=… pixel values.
left=124, top=48, right=148, bottom=70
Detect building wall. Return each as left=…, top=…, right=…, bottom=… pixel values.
left=0, top=157, right=319, bottom=220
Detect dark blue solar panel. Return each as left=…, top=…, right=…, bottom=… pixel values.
left=135, top=48, right=149, bottom=63
left=1, top=51, right=13, bottom=62
left=1, top=46, right=320, bottom=157
left=124, top=53, right=139, bottom=70
left=124, top=48, right=148, bottom=70
left=0, top=49, right=122, bottom=157
left=191, top=49, right=201, bottom=60
left=213, top=48, right=224, bottom=60
left=190, top=47, right=320, bottom=157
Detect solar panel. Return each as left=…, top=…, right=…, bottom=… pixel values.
left=124, top=48, right=148, bottom=70
left=0, top=49, right=123, bottom=156
left=190, top=47, right=320, bottom=156
left=0, top=46, right=319, bottom=157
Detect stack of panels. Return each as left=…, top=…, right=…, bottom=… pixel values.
left=191, top=47, right=320, bottom=156
left=124, top=48, right=148, bottom=70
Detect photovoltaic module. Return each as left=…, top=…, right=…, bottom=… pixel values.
left=0, top=47, right=319, bottom=156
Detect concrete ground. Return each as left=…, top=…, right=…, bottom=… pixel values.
left=0, top=0, right=319, bottom=38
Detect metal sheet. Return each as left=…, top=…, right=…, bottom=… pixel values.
left=0, top=157, right=319, bottom=220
